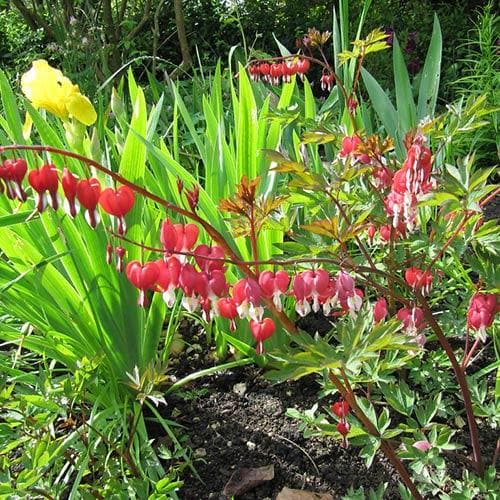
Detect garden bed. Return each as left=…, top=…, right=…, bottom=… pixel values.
left=152, top=320, right=498, bottom=499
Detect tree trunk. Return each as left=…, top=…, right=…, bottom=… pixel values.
left=172, top=0, right=192, bottom=75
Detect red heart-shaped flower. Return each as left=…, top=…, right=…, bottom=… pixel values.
left=99, top=185, right=135, bottom=217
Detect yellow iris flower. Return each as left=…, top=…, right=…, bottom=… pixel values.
left=21, top=60, right=97, bottom=126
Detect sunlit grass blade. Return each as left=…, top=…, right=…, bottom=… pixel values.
left=417, top=14, right=442, bottom=120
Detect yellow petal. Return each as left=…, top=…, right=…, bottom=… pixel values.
left=22, top=112, right=33, bottom=140
left=21, top=60, right=69, bottom=119
left=66, top=93, right=97, bottom=126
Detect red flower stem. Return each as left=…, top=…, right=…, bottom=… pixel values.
left=414, top=290, right=484, bottom=476
left=479, top=186, right=499, bottom=208
left=493, top=438, right=500, bottom=468
left=249, top=203, right=259, bottom=275
left=326, top=190, right=377, bottom=271
left=329, top=369, right=423, bottom=500
left=0, top=144, right=297, bottom=332
left=461, top=336, right=482, bottom=369
left=464, top=328, right=470, bottom=365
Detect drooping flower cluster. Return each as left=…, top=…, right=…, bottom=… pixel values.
left=384, top=134, right=433, bottom=232
left=248, top=57, right=311, bottom=84
left=372, top=296, right=427, bottom=347
left=292, top=269, right=363, bottom=318
left=121, top=218, right=367, bottom=353
left=405, top=267, right=433, bottom=296
left=467, top=292, right=498, bottom=341
left=0, top=158, right=134, bottom=233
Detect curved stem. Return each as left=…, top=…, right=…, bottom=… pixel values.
left=0, top=144, right=296, bottom=333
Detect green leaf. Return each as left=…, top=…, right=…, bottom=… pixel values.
left=379, top=381, right=415, bottom=416
left=361, top=68, right=402, bottom=156
left=0, top=68, right=24, bottom=144
left=393, top=36, right=416, bottom=133
left=417, top=15, right=442, bottom=120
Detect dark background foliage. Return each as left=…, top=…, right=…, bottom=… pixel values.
left=0, top=0, right=493, bottom=103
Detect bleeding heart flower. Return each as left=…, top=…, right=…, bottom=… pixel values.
left=156, top=256, right=181, bottom=307
left=160, top=219, right=199, bottom=259
left=114, top=246, right=126, bottom=273
left=270, top=63, right=284, bottom=85
left=336, top=271, right=362, bottom=317
left=249, top=317, right=276, bottom=354
left=320, top=73, right=335, bottom=91
left=373, top=166, right=393, bottom=189
left=258, top=270, right=290, bottom=311
left=467, top=292, right=498, bottom=342
left=331, top=400, right=349, bottom=418
left=99, top=185, right=135, bottom=235
left=61, top=168, right=79, bottom=217
left=397, top=306, right=427, bottom=345
left=194, top=244, right=225, bottom=273
left=28, top=164, right=59, bottom=212
left=405, top=267, right=433, bottom=295
left=1, top=159, right=27, bottom=201
left=336, top=420, right=350, bottom=436
left=76, top=178, right=101, bottom=228
left=126, top=260, right=160, bottom=307
left=373, top=297, right=388, bottom=323
left=296, top=58, right=310, bottom=80
left=367, top=223, right=377, bottom=244
left=233, top=278, right=262, bottom=321
left=179, top=263, right=204, bottom=312
left=292, top=272, right=313, bottom=317
left=217, top=297, right=238, bottom=331
left=302, top=269, right=330, bottom=313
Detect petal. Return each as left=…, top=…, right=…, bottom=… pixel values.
left=66, top=93, right=97, bottom=125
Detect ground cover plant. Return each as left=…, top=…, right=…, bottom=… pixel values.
left=0, top=0, right=498, bottom=497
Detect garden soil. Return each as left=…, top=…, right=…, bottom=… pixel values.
left=152, top=315, right=497, bottom=500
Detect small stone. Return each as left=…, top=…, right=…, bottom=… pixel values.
left=246, top=441, right=256, bottom=451
left=233, top=382, right=247, bottom=396
left=227, top=441, right=232, bottom=447
left=276, top=487, right=333, bottom=500
left=194, top=448, right=207, bottom=458
left=210, top=422, right=220, bottom=430
left=191, top=343, right=203, bottom=353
